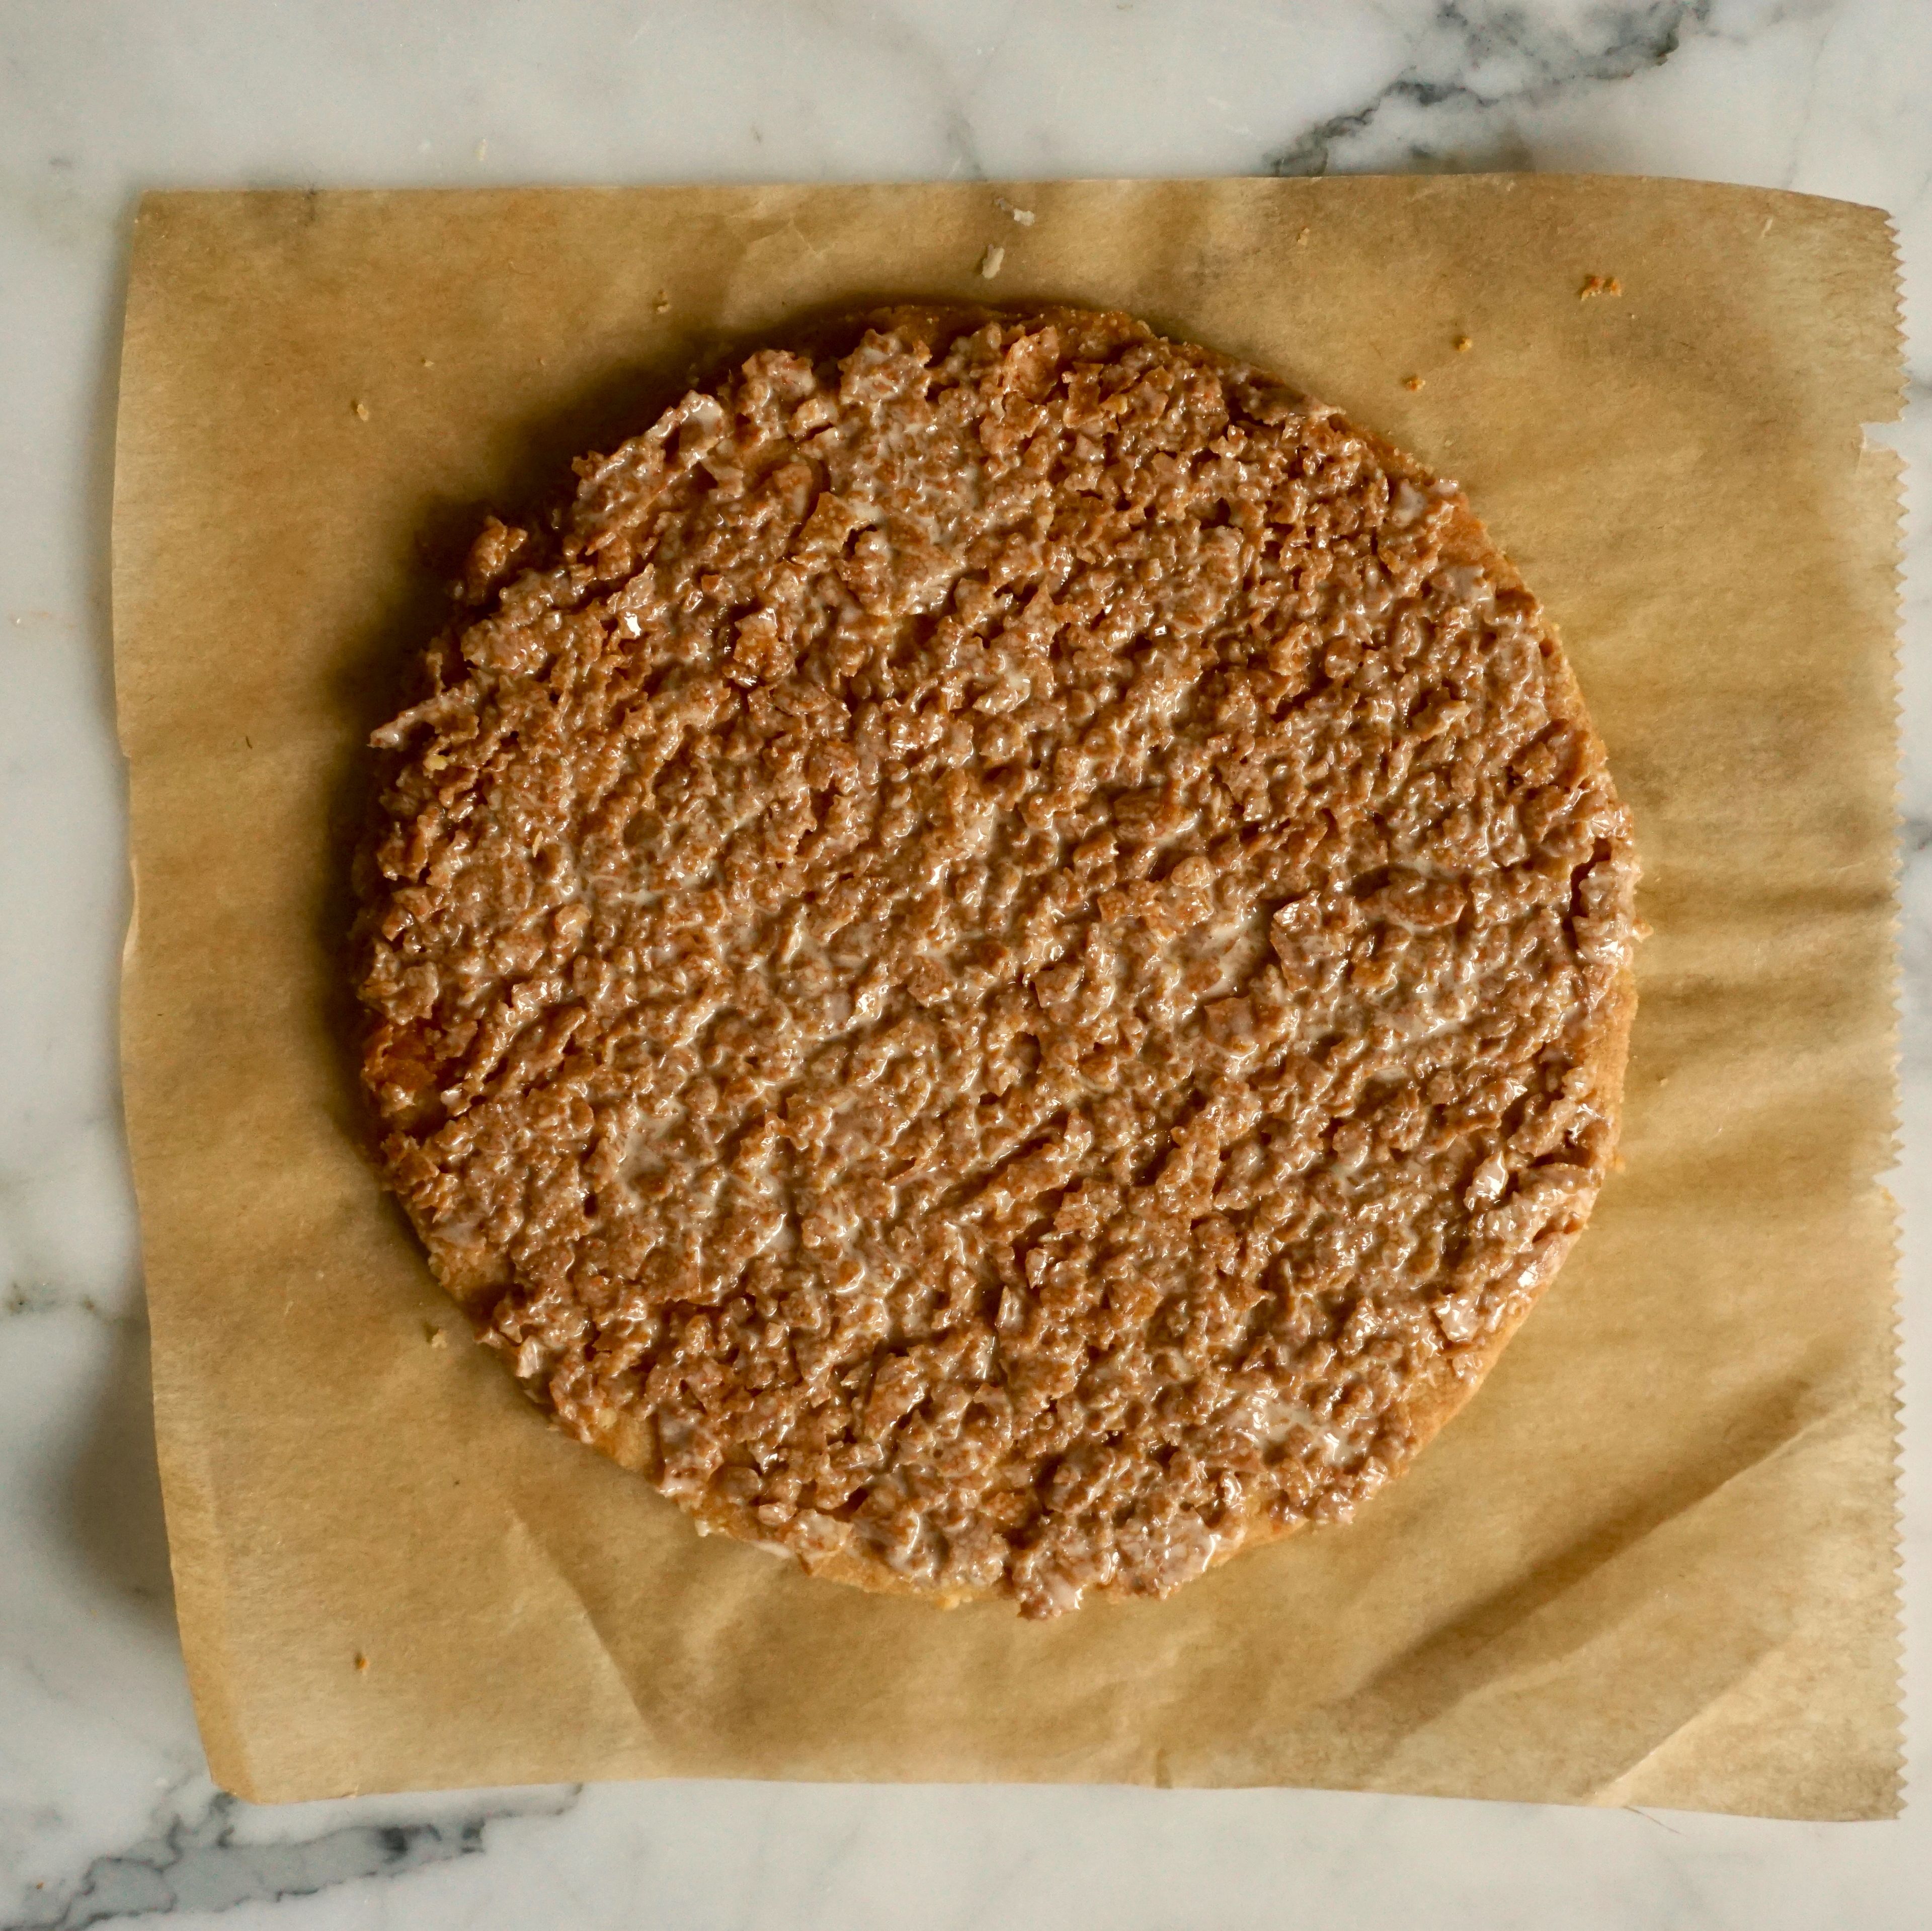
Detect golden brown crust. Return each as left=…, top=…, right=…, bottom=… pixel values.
left=356, top=303, right=1640, bottom=1615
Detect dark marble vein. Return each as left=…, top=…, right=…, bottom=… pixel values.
left=1266, top=0, right=1717, bottom=175
left=7, top=1786, right=580, bottom=1929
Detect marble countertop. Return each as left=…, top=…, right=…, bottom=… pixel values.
left=2, top=2, right=1926, bottom=1925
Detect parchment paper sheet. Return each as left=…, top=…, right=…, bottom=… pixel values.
left=113, top=178, right=1903, bottom=1814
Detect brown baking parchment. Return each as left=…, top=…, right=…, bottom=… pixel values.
left=113, top=177, right=1903, bottom=1815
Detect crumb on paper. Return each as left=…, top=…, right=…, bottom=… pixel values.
left=1402, top=375, right=1425, bottom=391
left=655, top=290, right=672, bottom=314
left=1297, top=225, right=1310, bottom=245
left=421, top=357, right=434, bottom=368
left=993, top=196, right=1036, bottom=226
left=352, top=399, right=370, bottom=420
left=1454, top=334, right=1473, bottom=352
left=1579, top=274, right=1624, bottom=300
left=978, top=243, right=1005, bottom=280
left=354, top=1652, right=370, bottom=1673
left=426, top=1322, right=448, bottom=1347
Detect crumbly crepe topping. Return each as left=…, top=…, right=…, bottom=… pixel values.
left=356, top=306, right=1637, bottom=1617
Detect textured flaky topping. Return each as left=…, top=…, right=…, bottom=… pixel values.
left=355, top=306, right=1638, bottom=1617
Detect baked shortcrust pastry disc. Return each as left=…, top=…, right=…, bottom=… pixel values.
left=356, top=306, right=1638, bottom=1618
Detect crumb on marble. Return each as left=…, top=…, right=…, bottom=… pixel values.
left=978, top=243, right=1005, bottom=279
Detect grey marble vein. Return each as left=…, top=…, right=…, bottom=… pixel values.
left=1266, top=0, right=1719, bottom=175
left=5, top=1786, right=580, bottom=1930
left=1, top=1284, right=140, bottom=1326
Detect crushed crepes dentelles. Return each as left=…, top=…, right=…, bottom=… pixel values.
left=354, top=305, right=1638, bottom=1619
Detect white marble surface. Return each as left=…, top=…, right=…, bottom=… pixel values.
left=2, top=1, right=1927, bottom=1923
